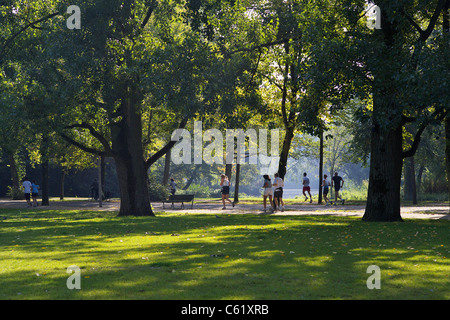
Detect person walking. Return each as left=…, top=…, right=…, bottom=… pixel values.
left=262, top=174, right=274, bottom=213
left=273, top=172, right=285, bottom=212
left=31, top=180, right=40, bottom=207
left=169, top=178, right=177, bottom=195
left=90, top=179, right=99, bottom=200
left=22, top=177, right=32, bottom=207
left=331, top=172, right=345, bottom=205
left=302, top=172, right=312, bottom=203
left=220, top=174, right=234, bottom=209
left=322, top=174, right=330, bottom=206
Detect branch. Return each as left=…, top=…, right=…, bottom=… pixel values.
left=223, top=37, right=293, bottom=57
left=402, top=109, right=449, bottom=158
left=0, top=11, right=60, bottom=58
left=420, top=0, right=446, bottom=42
left=144, top=117, right=188, bottom=170
left=401, top=11, right=424, bottom=35
left=141, top=0, right=158, bottom=30
left=65, top=122, right=113, bottom=154
left=59, top=131, right=111, bottom=157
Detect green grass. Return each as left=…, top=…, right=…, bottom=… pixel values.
left=0, top=208, right=448, bottom=300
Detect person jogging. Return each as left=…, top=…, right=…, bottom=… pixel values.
left=273, top=172, right=285, bottom=212
left=220, top=174, right=234, bottom=209
left=331, top=172, right=345, bottom=205
left=302, top=172, right=312, bottom=203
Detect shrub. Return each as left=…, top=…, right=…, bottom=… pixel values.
left=7, top=186, right=24, bottom=200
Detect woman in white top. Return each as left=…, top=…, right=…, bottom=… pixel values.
left=220, top=174, right=234, bottom=209
left=262, top=175, right=274, bottom=213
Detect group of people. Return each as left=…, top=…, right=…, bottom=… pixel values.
left=169, top=171, right=345, bottom=212
left=319, top=172, right=345, bottom=206
left=22, top=177, right=40, bottom=207
left=220, top=173, right=285, bottom=212
left=221, top=171, right=345, bottom=212
left=261, top=173, right=285, bottom=213
left=261, top=171, right=345, bottom=212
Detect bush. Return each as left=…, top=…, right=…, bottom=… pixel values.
left=7, top=186, right=24, bottom=200
left=148, top=177, right=170, bottom=201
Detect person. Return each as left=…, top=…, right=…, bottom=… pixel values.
left=262, top=174, right=275, bottom=213
left=220, top=174, right=234, bottom=209
left=22, top=177, right=32, bottom=207
left=302, top=172, right=312, bottom=203
left=31, top=180, right=40, bottom=207
left=322, top=174, right=330, bottom=206
left=331, top=172, right=345, bottom=205
left=169, top=178, right=177, bottom=195
left=273, top=172, right=285, bottom=212
left=90, top=179, right=99, bottom=200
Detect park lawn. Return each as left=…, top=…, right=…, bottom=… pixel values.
left=0, top=208, right=448, bottom=300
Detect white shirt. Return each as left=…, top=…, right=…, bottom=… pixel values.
left=303, top=177, right=310, bottom=187
left=273, top=177, right=284, bottom=189
left=23, top=181, right=32, bottom=193
left=221, top=180, right=230, bottom=187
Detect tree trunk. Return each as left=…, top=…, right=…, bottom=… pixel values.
left=404, top=157, right=417, bottom=204
left=278, top=126, right=294, bottom=180
left=363, top=124, right=403, bottom=222
left=41, top=159, right=49, bottom=206
left=318, top=131, right=324, bottom=204
left=112, top=96, right=153, bottom=217
left=162, top=149, right=171, bottom=186
left=225, top=163, right=232, bottom=181
left=101, top=155, right=106, bottom=191
left=7, top=152, right=20, bottom=189
left=234, top=163, right=240, bottom=204
left=60, top=169, right=65, bottom=200
left=445, top=114, right=450, bottom=203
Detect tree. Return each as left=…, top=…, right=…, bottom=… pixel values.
left=359, top=0, right=448, bottom=221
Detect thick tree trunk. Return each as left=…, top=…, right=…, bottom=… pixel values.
left=112, top=96, right=153, bottom=217
left=363, top=123, right=403, bottom=221
left=363, top=11, right=406, bottom=222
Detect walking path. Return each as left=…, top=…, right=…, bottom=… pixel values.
left=0, top=198, right=448, bottom=220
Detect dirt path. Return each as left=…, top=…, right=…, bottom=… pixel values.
left=1, top=198, right=448, bottom=220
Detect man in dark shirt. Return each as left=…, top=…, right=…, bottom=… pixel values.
left=331, top=172, right=345, bottom=205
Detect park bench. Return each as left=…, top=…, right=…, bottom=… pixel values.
left=162, top=194, right=195, bottom=209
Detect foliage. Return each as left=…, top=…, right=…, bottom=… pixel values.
left=6, top=185, right=23, bottom=200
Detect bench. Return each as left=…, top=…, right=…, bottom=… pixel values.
left=162, top=194, right=195, bottom=209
